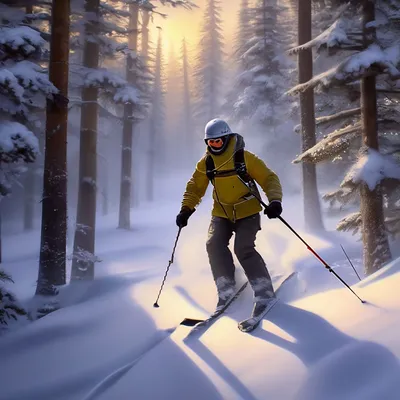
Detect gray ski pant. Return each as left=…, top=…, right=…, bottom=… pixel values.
left=206, top=213, right=275, bottom=300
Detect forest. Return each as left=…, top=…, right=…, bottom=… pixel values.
left=1, top=1, right=400, bottom=398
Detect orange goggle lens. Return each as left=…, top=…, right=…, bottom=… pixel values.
left=207, top=138, right=224, bottom=148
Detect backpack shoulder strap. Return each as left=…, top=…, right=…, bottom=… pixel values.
left=205, top=154, right=216, bottom=180
left=234, top=148, right=252, bottom=182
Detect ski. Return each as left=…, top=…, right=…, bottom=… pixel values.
left=181, top=281, right=248, bottom=335
left=238, top=298, right=279, bottom=333
left=238, top=271, right=296, bottom=333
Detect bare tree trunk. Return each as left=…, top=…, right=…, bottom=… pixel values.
left=71, top=0, right=100, bottom=280
left=118, top=3, right=139, bottom=229
left=102, top=156, right=108, bottom=216
left=36, top=0, right=70, bottom=295
left=297, top=0, right=324, bottom=231
left=182, top=38, right=193, bottom=162
left=23, top=171, right=35, bottom=230
left=130, top=7, right=150, bottom=207
left=147, top=27, right=163, bottom=202
left=360, top=0, right=391, bottom=275
left=0, top=204, right=2, bottom=264
left=141, top=8, right=150, bottom=68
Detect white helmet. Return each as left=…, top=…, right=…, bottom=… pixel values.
left=204, top=118, right=233, bottom=140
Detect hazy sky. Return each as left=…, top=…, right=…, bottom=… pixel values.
left=151, top=0, right=240, bottom=60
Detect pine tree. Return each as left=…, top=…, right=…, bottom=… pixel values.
left=235, top=0, right=253, bottom=70
left=0, top=1, right=50, bottom=320
left=194, top=0, right=225, bottom=126
left=289, top=0, right=400, bottom=274
left=231, top=0, right=291, bottom=126
left=70, top=0, right=149, bottom=274
left=221, top=0, right=254, bottom=119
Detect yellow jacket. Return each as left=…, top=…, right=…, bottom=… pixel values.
left=181, top=135, right=282, bottom=221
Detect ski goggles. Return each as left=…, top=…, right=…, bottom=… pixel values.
left=207, top=138, right=224, bottom=148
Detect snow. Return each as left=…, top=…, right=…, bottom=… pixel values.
left=0, top=121, right=39, bottom=159
left=344, top=148, right=400, bottom=190
left=113, top=86, right=140, bottom=104
left=2, top=182, right=400, bottom=400
left=293, top=122, right=361, bottom=164
left=288, top=44, right=400, bottom=95
left=0, top=26, right=45, bottom=54
left=290, top=17, right=351, bottom=53
left=84, top=68, right=126, bottom=89
left=0, top=68, right=24, bottom=100
left=7, top=61, right=58, bottom=95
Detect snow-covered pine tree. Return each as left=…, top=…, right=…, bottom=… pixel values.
left=0, top=1, right=53, bottom=321
left=0, top=270, right=26, bottom=328
left=231, top=0, right=291, bottom=127
left=194, top=0, right=225, bottom=126
left=71, top=0, right=150, bottom=278
left=236, top=0, right=253, bottom=66
left=289, top=0, right=400, bottom=274
left=223, top=0, right=298, bottom=193
left=220, top=0, right=254, bottom=119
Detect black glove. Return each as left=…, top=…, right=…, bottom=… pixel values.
left=176, top=207, right=195, bottom=228
left=264, top=201, right=282, bottom=219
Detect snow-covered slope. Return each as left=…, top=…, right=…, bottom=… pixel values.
left=1, top=198, right=399, bottom=400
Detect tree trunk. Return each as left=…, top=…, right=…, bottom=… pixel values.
left=147, top=28, right=162, bottom=202
left=141, top=9, right=150, bottom=67
left=71, top=0, right=100, bottom=280
left=360, top=0, right=391, bottom=275
left=182, top=38, right=193, bottom=162
left=118, top=3, right=139, bottom=229
left=297, top=0, right=324, bottom=231
left=23, top=170, right=35, bottom=230
left=0, top=204, right=2, bottom=264
left=36, top=0, right=70, bottom=295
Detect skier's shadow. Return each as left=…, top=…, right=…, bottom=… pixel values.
left=253, top=303, right=400, bottom=399
left=253, top=303, right=352, bottom=366
left=185, top=339, right=259, bottom=400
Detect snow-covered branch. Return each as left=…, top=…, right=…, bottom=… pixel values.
left=342, top=148, right=400, bottom=191
left=287, top=44, right=400, bottom=95
left=316, top=107, right=361, bottom=125
left=289, top=16, right=355, bottom=54
left=0, top=121, right=38, bottom=163
left=293, top=122, right=361, bottom=164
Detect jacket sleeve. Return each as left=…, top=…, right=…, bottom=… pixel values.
left=245, top=151, right=283, bottom=202
left=181, top=157, right=210, bottom=210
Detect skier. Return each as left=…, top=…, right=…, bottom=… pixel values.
left=176, top=118, right=283, bottom=319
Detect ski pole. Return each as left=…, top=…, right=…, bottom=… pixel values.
left=340, top=244, right=362, bottom=281
left=237, top=176, right=365, bottom=303
left=277, top=216, right=365, bottom=303
left=153, top=227, right=182, bottom=308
